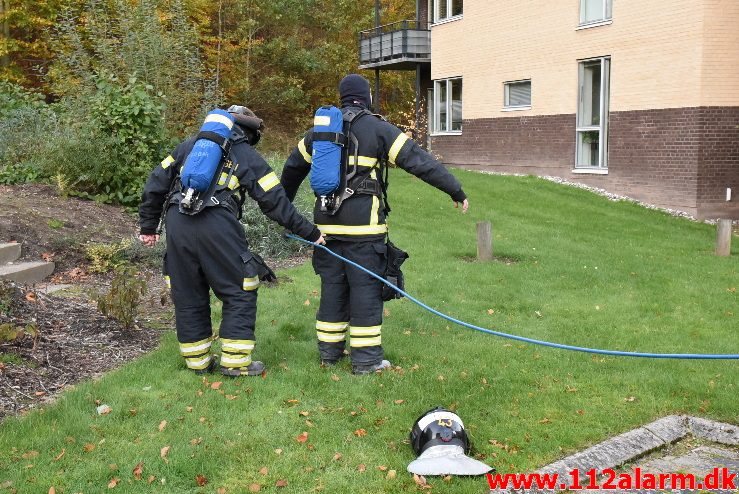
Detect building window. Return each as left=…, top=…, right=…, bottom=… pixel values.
left=430, top=0, right=463, bottom=23
left=580, top=0, right=612, bottom=25
left=576, top=57, right=610, bottom=169
left=504, top=80, right=531, bottom=109
left=432, top=78, right=462, bottom=133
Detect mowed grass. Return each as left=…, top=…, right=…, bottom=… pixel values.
left=1, top=169, right=737, bottom=493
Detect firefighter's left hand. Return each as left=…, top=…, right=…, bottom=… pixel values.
left=138, top=234, right=160, bottom=247
left=454, top=199, right=469, bottom=213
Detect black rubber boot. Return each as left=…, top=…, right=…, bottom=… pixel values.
left=352, top=359, right=392, bottom=375
left=220, top=360, right=266, bottom=377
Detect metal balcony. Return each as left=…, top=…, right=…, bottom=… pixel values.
left=358, top=20, right=431, bottom=70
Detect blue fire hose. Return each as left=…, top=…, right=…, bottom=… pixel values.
left=287, top=234, right=739, bottom=360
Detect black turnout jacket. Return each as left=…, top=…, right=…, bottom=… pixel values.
left=281, top=106, right=467, bottom=242
left=139, top=126, right=321, bottom=242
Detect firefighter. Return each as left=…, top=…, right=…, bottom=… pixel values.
left=281, top=75, right=469, bottom=374
left=139, top=106, right=325, bottom=376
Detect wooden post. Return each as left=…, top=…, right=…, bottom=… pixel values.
left=716, top=219, right=732, bottom=256
left=477, top=221, right=493, bottom=261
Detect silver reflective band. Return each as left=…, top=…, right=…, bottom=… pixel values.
left=416, top=411, right=464, bottom=431
left=407, top=445, right=492, bottom=476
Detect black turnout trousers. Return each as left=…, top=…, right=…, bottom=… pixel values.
left=312, top=239, right=386, bottom=366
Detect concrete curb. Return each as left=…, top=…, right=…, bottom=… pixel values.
left=0, top=242, right=21, bottom=264
left=493, top=416, right=738, bottom=493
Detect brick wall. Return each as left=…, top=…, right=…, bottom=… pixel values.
left=430, top=106, right=739, bottom=218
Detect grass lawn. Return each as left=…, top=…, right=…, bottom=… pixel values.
left=1, top=169, right=737, bottom=493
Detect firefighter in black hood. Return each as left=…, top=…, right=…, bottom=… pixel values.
left=281, top=75, right=469, bottom=374
left=139, top=106, right=325, bottom=376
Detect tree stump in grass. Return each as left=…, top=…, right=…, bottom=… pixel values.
left=715, top=219, right=732, bottom=257
left=477, top=221, right=493, bottom=261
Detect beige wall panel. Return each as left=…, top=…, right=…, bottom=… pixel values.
left=701, top=0, right=739, bottom=106
left=432, top=0, right=714, bottom=120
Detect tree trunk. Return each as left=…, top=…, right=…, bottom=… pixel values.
left=1, top=0, right=10, bottom=69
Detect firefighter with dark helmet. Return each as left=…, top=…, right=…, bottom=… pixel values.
left=138, top=106, right=325, bottom=376
left=281, top=74, right=469, bottom=375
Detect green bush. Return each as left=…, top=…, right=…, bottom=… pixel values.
left=85, top=240, right=132, bottom=274
left=95, top=264, right=148, bottom=330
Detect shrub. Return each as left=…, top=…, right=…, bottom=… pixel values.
left=95, top=264, right=148, bottom=330
left=85, top=239, right=133, bottom=274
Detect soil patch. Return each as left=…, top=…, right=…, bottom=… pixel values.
left=0, top=184, right=138, bottom=271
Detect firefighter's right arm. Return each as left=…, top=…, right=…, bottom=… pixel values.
left=235, top=145, right=322, bottom=242
left=139, top=144, right=187, bottom=235
left=280, top=134, right=313, bottom=202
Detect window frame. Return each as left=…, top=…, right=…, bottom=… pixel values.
left=579, top=0, right=612, bottom=27
left=503, top=79, right=532, bottom=110
left=575, top=56, right=610, bottom=171
left=430, top=0, right=463, bottom=24
left=431, top=77, right=463, bottom=135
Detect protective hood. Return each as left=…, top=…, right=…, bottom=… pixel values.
left=407, top=444, right=493, bottom=476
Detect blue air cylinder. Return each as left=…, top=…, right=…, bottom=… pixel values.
left=310, top=106, right=344, bottom=196
left=181, top=109, right=235, bottom=193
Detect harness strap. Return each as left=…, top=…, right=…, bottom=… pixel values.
left=312, top=132, right=348, bottom=147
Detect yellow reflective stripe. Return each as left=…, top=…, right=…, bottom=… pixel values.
left=204, top=113, right=234, bottom=129
left=298, top=138, right=312, bottom=163
left=180, top=338, right=212, bottom=356
left=161, top=155, right=175, bottom=169
left=258, top=171, right=280, bottom=192
left=349, top=326, right=382, bottom=336
left=316, top=321, right=348, bottom=332
left=243, top=277, right=260, bottom=291
left=221, top=339, right=255, bottom=352
left=185, top=355, right=212, bottom=369
left=350, top=336, right=382, bottom=348
left=370, top=195, right=380, bottom=226
left=164, top=275, right=171, bottom=288
left=316, top=224, right=387, bottom=235
left=348, top=156, right=378, bottom=167
left=220, top=354, right=252, bottom=367
left=388, top=133, right=410, bottom=164
left=317, top=332, right=347, bottom=343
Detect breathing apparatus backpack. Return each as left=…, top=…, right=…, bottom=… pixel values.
left=179, top=109, right=236, bottom=215
left=309, top=105, right=384, bottom=215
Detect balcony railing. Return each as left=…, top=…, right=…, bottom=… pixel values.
left=358, top=20, right=431, bottom=70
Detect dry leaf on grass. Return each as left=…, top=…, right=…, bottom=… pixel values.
left=275, top=479, right=288, bottom=488
left=393, top=399, right=404, bottom=405
left=22, top=451, right=39, bottom=460
left=217, top=487, right=227, bottom=494
left=83, top=444, right=95, bottom=453
left=353, top=428, right=367, bottom=437
left=274, top=448, right=283, bottom=455
left=386, top=470, right=397, bottom=480
left=330, top=374, right=340, bottom=382
left=211, top=381, right=222, bottom=390
left=160, top=446, right=171, bottom=461
left=132, top=462, right=144, bottom=480
left=195, top=474, right=208, bottom=486
left=108, top=478, right=119, bottom=488
left=299, top=411, right=310, bottom=417
left=53, top=449, right=65, bottom=461
left=539, top=417, right=551, bottom=424
left=414, top=474, right=432, bottom=489
left=248, top=484, right=261, bottom=492
left=296, top=431, right=309, bottom=443
left=357, top=464, right=366, bottom=472
left=190, top=437, right=203, bottom=445
left=332, top=453, right=342, bottom=461
left=147, top=475, right=156, bottom=484
left=259, top=467, right=268, bottom=475
left=158, top=420, right=167, bottom=432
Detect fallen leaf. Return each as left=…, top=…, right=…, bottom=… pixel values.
left=42, top=252, right=55, bottom=262
left=377, top=465, right=388, bottom=472
left=185, top=406, right=193, bottom=412
left=539, top=417, right=551, bottom=424
left=299, top=411, right=310, bottom=417
left=195, top=474, right=208, bottom=486
left=25, top=291, right=37, bottom=302
left=190, top=437, right=202, bottom=445
left=285, top=399, right=300, bottom=406
left=393, top=399, right=404, bottom=405
left=487, top=308, right=495, bottom=315
left=383, top=308, right=390, bottom=317
left=217, top=488, right=227, bottom=494
left=129, top=409, right=138, bottom=416
left=275, top=479, right=288, bottom=488
left=160, top=446, right=170, bottom=460
left=83, top=443, right=95, bottom=453
left=225, top=394, right=238, bottom=400
left=22, top=451, right=39, bottom=460
left=625, top=396, right=637, bottom=402
left=158, top=420, right=167, bottom=432
left=357, top=464, right=366, bottom=472
left=211, top=381, right=222, bottom=390
left=53, top=449, right=65, bottom=461
left=147, top=475, right=156, bottom=484
left=249, top=484, right=261, bottom=492
left=274, top=448, right=283, bottom=455
left=332, top=453, right=342, bottom=461
left=414, top=474, right=432, bottom=489
left=576, top=409, right=585, bottom=415
left=296, top=432, right=309, bottom=443
left=132, top=462, right=144, bottom=480
left=353, top=428, right=367, bottom=437
left=443, top=475, right=452, bottom=482
left=303, top=299, right=311, bottom=306
left=108, top=478, right=119, bottom=488
left=259, top=467, right=268, bottom=475
left=386, top=470, right=397, bottom=480
left=330, top=373, right=340, bottom=382
left=97, top=404, right=112, bottom=415
left=34, top=391, right=46, bottom=396
left=305, top=420, right=314, bottom=427
left=437, top=374, right=445, bottom=381
left=199, top=417, right=206, bottom=423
